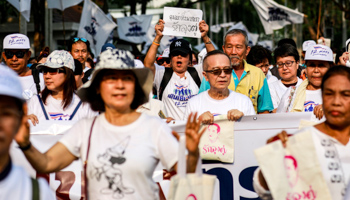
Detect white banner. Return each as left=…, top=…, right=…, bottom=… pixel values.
left=7, top=0, right=31, bottom=22
left=117, top=15, right=153, bottom=44
left=251, top=0, right=304, bottom=34
left=163, top=7, right=202, bottom=38
left=78, top=0, right=117, bottom=56
left=47, top=0, right=83, bottom=11
left=11, top=113, right=314, bottom=199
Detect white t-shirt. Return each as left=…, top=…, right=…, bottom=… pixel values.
left=183, top=90, right=256, bottom=120
left=266, top=71, right=278, bottom=85
left=59, top=113, right=179, bottom=200
left=136, top=93, right=167, bottom=117
left=19, top=74, right=45, bottom=100
left=0, top=163, right=56, bottom=200
left=154, top=64, right=203, bottom=120
left=269, top=78, right=303, bottom=109
left=304, top=89, right=322, bottom=112
left=253, top=126, right=350, bottom=200
left=27, top=93, right=97, bottom=121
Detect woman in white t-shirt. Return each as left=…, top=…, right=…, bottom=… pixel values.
left=253, top=65, right=350, bottom=200
left=27, top=50, right=97, bottom=125
left=15, top=49, right=204, bottom=200
left=288, top=45, right=334, bottom=120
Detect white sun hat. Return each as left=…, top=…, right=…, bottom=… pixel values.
left=37, top=50, right=75, bottom=72
left=302, top=40, right=316, bottom=52
left=304, top=45, right=333, bottom=62
left=0, top=66, right=24, bottom=101
left=77, top=49, right=153, bottom=102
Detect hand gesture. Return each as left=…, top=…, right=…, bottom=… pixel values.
left=155, top=19, right=165, bottom=38
left=227, top=109, right=243, bottom=121
left=15, top=104, right=31, bottom=148
left=313, top=104, right=324, bottom=120
left=339, top=52, right=350, bottom=66
left=199, top=111, right=213, bottom=124
left=266, top=130, right=290, bottom=148
left=185, top=112, right=206, bottom=155
left=199, top=20, right=209, bottom=39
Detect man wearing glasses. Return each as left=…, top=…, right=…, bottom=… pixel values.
left=199, top=29, right=273, bottom=114
left=184, top=50, right=255, bottom=123
left=2, top=33, right=45, bottom=100
left=268, top=44, right=303, bottom=112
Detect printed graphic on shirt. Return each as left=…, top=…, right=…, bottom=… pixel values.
left=304, top=101, right=319, bottom=112
left=49, top=113, right=71, bottom=120
left=167, top=84, right=196, bottom=107
left=90, top=136, right=135, bottom=199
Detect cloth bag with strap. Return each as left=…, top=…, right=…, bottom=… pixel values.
left=199, top=115, right=235, bottom=163
left=167, top=135, right=216, bottom=200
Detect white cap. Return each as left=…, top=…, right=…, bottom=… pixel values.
left=161, top=48, right=170, bottom=58
left=302, top=40, right=316, bottom=51
left=305, top=45, right=333, bottom=62
left=37, top=50, right=75, bottom=72
left=0, top=66, right=24, bottom=101
left=3, top=33, right=30, bottom=49
left=134, top=59, right=144, bottom=68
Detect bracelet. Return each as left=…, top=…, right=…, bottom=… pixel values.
left=18, top=142, right=31, bottom=151
left=152, top=41, right=160, bottom=46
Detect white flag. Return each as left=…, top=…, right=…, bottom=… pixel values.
left=78, top=0, right=117, bottom=56
left=7, top=0, right=31, bottom=22
left=47, top=0, right=82, bottom=11
left=117, top=15, right=153, bottom=44
left=251, top=0, right=304, bottom=34
left=228, top=21, right=259, bottom=46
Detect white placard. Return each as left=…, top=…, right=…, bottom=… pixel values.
left=162, top=7, right=202, bottom=38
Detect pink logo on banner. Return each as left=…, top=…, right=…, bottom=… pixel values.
left=186, top=194, right=197, bottom=200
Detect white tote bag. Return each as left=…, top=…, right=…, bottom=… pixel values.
left=167, top=136, right=217, bottom=200
left=199, top=115, right=235, bottom=163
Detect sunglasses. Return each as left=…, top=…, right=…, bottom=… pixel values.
left=72, top=37, right=88, bottom=43
left=205, top=67, right=233, bottom=76
left=41, top=68, right=65, bottom=75
left=157, top=58, right=170, bottom=65
left=4, top=50, right=28, bottom=59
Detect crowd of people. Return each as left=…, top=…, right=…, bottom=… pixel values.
left=0, top=17, right=350, bottom=200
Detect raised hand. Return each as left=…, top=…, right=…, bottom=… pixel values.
left=185, top=112, right=206, bottom=155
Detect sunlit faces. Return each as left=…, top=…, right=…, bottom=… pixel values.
left=70, top=41, right=88, bottom=65
left=255, top=58, right=270, bottom=76
left=2, top=50, right=31, bottom=75
left=203, top=54, right=232, bottom=90
left=276, top=56, right=299, bottom=83
left=99, top=70, right=136, bottom=111
left=43, top=67, right=66, bottom=92
left=305, top=60, right=331, bottom=90
left=170, top=52, right=190, bottom=73
left=222, top=34, right=250, bottom=67
left=0, top=96, right=22, bottom=156
left=322, top=75, right=350, bottom=128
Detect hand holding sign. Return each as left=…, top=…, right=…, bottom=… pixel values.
left=163, top=7, right=203, bottom=38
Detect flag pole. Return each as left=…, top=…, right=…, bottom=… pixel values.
left=316, top=0, right=322, bottom=40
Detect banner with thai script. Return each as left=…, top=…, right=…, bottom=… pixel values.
left=255, top=130, right=332, bottom=200
left=199, top=115, right=234, bottom=163
left=163, top=7, right=202, bottom=38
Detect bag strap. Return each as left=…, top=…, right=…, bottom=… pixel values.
left=31, top=178, right=40, bottom=200
left=69, top=101, right=82, bottom=120
left=37, top=95, right=49, bottom=120
left=187, top=67, right=201, bottom=88
left=31, top=67, right=41, bottom=94
left=178, top=135, right=203, bottom=178
left=84, top=116, right=97, bottom=200
left=158, top=67, right=173, bottom=101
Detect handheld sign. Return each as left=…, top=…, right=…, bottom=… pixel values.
left=163, top=7, right=202, bottom=38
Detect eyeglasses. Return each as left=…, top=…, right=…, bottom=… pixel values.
left=205, top=67, right=233, bottom=76
left=72, top=37, right=88, bottom=43
left=156, top=58, right=170, bottom=65
left=277, top=61, right=295, bottom=69
left=41, top=68, right=65, bottom=75
left=4, top=50, right=28, bottom=59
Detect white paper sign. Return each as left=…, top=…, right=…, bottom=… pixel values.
left=163, top=7, right=202, bottom=38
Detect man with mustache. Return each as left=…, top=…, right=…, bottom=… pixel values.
left=199, top=29, right=273, bottom=114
